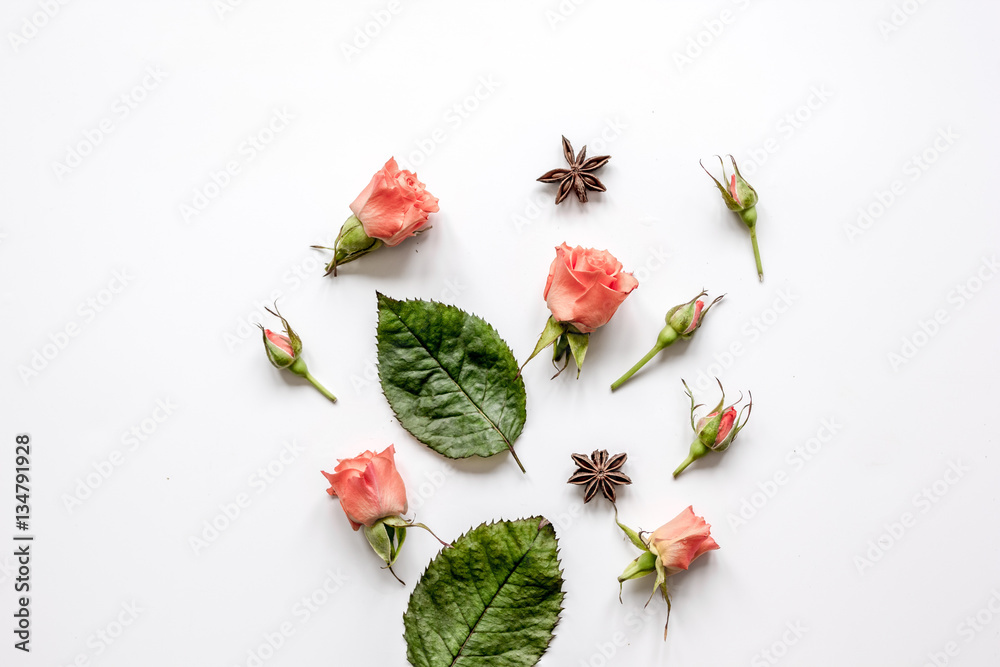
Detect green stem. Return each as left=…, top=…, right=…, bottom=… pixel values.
left=304, top=371, right=337, bottom=403
left=672, top=454, right=696, bottom=477
left=750, top=227, right=763, bottom=282
left=611, top=343, right=664, bottom=391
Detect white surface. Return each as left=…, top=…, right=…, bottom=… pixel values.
left=2, top=1, right=999, bottom=665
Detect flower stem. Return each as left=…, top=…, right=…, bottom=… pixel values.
left=304, top=371, right=337, bottom=403
left=750, top=227, right=763, bottom=282
left=611, top=343, right=664, bottom=391
left=672, top=454, right=697, bottom=477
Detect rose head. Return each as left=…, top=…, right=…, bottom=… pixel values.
left=543, top=243, right=638, bottom=333
left=322, top=445, right=408, bottom=530
left=615, top=506, right=719, bottom=639
left=259, top=306, right=302, bottom=370
left=350, top=158, right=439, bottom=247
left=649, top=506, right=720, bottom=576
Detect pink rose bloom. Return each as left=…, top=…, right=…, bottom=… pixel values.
left=322, top=445, right=408, bottom=530
left=649, top=506, right=720, bottom=576
left=543, top=243, right=638, bottom=333
left=349, top=158, right=439, bottom=247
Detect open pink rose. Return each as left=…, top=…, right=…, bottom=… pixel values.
left=349, top=158, right=439, bottom=247
left=322, top=445, right=408, bottom=530
left=649, top=506, right=720, bottom=576
left=543, top=243, right=638, bottom=333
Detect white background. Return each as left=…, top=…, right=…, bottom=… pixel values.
left=2, top=1, right=999, bottom=665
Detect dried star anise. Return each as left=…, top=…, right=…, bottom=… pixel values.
left=568, top=449, right=631, bottom=503
left=538, top=136, right=611, bottom=204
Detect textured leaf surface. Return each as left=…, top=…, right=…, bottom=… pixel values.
left=377, top=293, right=527, bottom=463
left=404, top=518, right=564, bottom=667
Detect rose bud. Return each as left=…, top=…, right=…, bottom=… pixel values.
left=258, top=305, right=337, bottom=403
left=616, top=506, right=719, bottom=639
left=322, top=445, right=448, bottom=583
left=700, top=155, right=764, bottom=281
left=673, top=379, right=752, bottom=477
left=313, top=158, right=439, bottom=276
left=610, top=290, right=724, bottom=391
left=522, top=243, right=638, bottom=378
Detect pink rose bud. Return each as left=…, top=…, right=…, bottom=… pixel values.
left=322, top=445, right=448, bottom=582
left=616, top=506, right=719, bottom=639
left=522, top=243, right=638, bottom=378
left=313, top=158, right=440, bottom=276
left=673, top=379, right=752, bottom=477
left=258, top=305, right=337, bottom=403
left=610, top=291, right=724, bottom=391
left=701, top=155, right=764, bottom=281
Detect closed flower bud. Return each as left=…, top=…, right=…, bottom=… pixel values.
left=611, top=291, right=723, bottom=391
left=673, top=379, right=751, bottom=477
left=701, top=155, right=764, bottom=281
left=258, top=305, right=337, bottom=403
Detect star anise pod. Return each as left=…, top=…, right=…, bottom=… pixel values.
left=568, top=449, right=631, bottom=503
left=538, top=136, right=611, bottom=204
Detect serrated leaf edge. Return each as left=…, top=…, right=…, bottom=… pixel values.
left=402, top=516, right=565, bottom=667
left=375, top=292, right=528, bottom=469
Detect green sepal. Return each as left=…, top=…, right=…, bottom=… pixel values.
left=618, top=550, right=656, bottom=583
left=315, top=214, right=384, bottom=277
left=523, top=316, right=567, bottom=369
left=566, top=331, right=589, bottom=378
left=615, top=510, right=648, bottom=551
left=364, top=520, right=396, bottom=566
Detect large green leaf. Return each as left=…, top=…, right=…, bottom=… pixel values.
left=376, top=293, right=527, bottom=471
left=404, top=518, right=564, bottom=667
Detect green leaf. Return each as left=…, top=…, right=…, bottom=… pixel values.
left=377, top=293, right=528, bottom=471
left=404, top=517, right=564, bottom=667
